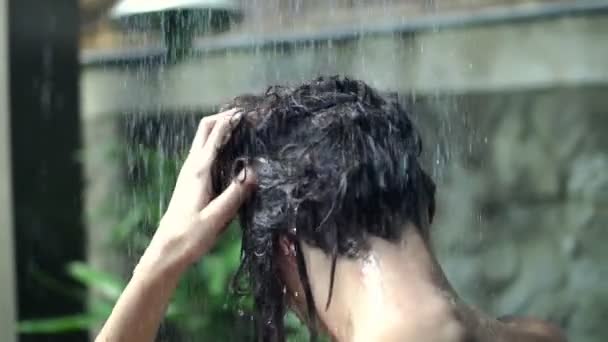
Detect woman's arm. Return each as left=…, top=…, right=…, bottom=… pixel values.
left=95, top=109, right=255, bottom=342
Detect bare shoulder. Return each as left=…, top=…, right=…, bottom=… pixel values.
left=498, top=315, right=568, bottom=342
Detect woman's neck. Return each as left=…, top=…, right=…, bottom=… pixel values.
left=302, top=227, right=516, bottom=342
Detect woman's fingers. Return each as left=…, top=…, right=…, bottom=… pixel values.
left=181, top=108, right=250, bottom=245
left=190, top=109, right=237, bottom=153
left=201, top=168, right=256, bottom=235
left=197, top=111, right=242, bottom=171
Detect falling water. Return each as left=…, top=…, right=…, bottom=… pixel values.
left=115, top=3, right=464, bottom=340
left=78, top=1, right=608, bottom=341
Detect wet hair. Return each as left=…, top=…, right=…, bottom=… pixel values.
left=212, top=76, right=436, bottom=341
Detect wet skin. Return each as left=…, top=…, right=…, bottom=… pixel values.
left=278, top=228, right=567, bottom=342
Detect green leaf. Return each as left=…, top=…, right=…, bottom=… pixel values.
left=18, top=314, right=101, bottom=334
left=67, top=262, right=125, bottom=300
left=89, top=296, right=115, bottom=317
left=204, top=255, right=228, bottom=297
left=165, top=299, right=188, bottom=321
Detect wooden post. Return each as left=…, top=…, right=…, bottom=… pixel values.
left=0, top=0, right=17, bottom=341
left=9, top=1, right=86, bottom=341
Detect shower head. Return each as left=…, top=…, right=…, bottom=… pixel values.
left=109, top=0, right=242, bottom=34
left=109, top=0, right=242, bottom=60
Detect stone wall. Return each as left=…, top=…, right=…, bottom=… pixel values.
left=414, top=86, right=608, bottom=342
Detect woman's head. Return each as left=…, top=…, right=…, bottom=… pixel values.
left=213, top=76, right=435, bottom=341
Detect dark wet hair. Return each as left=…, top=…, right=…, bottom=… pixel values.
left=212, top=76, right=436, bottom=341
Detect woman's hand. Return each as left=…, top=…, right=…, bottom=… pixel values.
left=140, top=108, right=255, bottom=275
left=96, top=109, right=255, bottom=342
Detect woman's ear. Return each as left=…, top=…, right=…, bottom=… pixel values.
left=277, top=235, right=308, bottom=320
left=279, top=235, right=297, bottom=261
left=277, top=235, right=302, bottom=292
